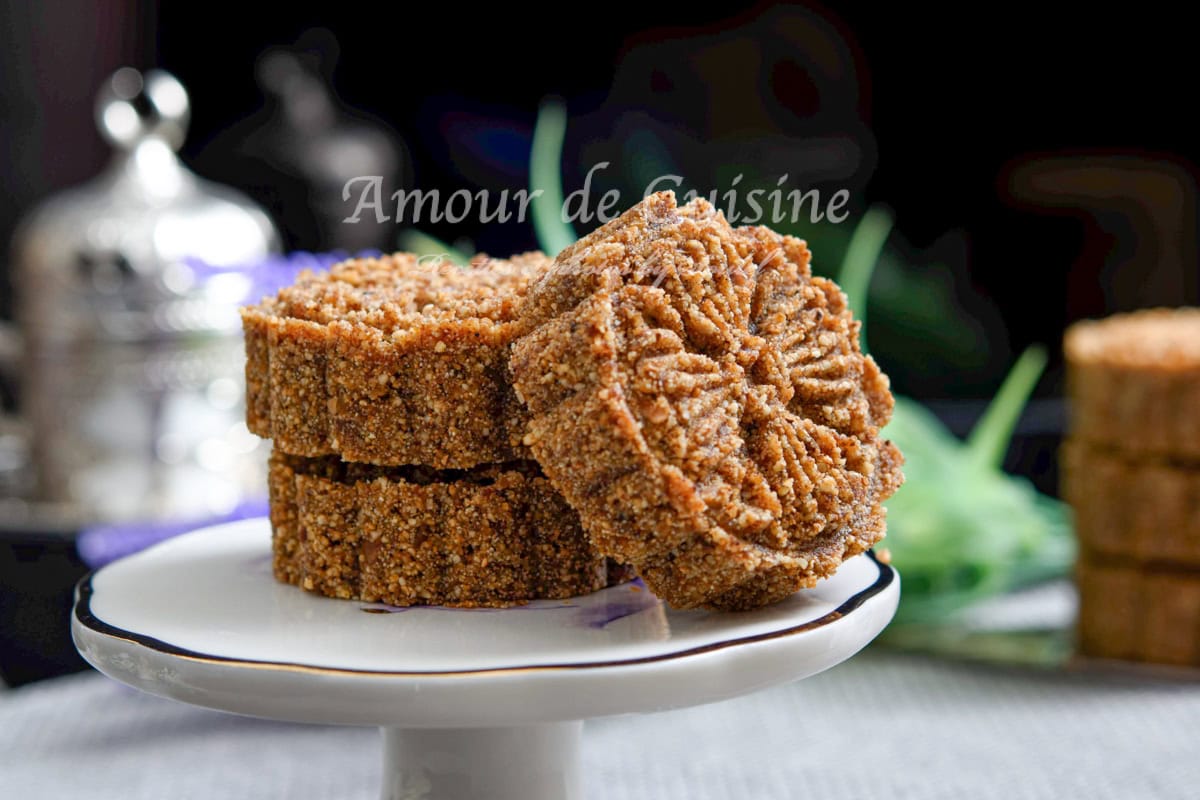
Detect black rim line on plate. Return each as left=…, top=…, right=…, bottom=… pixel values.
left=73, top=551, right=895, bottom=677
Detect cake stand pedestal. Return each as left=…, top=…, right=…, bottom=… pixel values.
left=72, top=519, right=898, bottom=800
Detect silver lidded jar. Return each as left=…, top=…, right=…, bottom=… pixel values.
left=8, top=68, right=279, bottom=525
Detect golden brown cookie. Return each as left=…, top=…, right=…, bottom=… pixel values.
left=1063, top=440, right=1200, bottom=567
left=1076, top=555, right=1200, bottom=667
left=268, top=451, right=625, bottom=607
left=1065, top=308, right=1200, bottom=459
left=244, top=252, right=551, bottom=469
left=510, top=191, right=903, bottom=610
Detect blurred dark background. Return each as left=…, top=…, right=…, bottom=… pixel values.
left=3, top=2, right=1197, bottom=384
left=0, top=1, right=1196, bottom=685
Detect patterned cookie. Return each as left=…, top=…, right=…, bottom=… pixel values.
left=510, top=192, right=902, bottom=610
left=244, top=252, right=550, bottom=469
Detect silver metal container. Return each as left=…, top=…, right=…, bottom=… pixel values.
left=5, top=68, right=279, bottom=527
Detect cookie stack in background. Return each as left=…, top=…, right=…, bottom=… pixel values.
left=1064, top=308, right=1200, bottom=667
left=242, top=251, right=623, bottom=607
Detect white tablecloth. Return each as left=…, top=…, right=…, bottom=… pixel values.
left=2, top=650, right=1196, bottom=799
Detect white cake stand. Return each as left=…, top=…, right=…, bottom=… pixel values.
left=72, top=519, right=898, bottom=800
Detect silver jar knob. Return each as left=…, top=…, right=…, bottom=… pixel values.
left=96, top=67, right=190, bottom=152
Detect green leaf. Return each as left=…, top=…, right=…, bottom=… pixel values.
left=836, top=206, right=894, bottom=352
left=529, top=99, right=576, bottom=256
left=882, top=390, right=1075, bottom=626
left=965, top=345, right=1048, bottom=470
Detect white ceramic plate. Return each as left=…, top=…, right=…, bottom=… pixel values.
left=73, top=518, right=898, bottom=728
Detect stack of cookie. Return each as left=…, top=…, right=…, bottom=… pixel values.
left=1064, top=309, right=1200, bottom=666
left=243, top=252, right=622, bottom=607
left=243, top=192, right=903, bottom=611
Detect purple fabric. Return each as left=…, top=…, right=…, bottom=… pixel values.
left=185, top=249, right=381, bottom=305
left=76, top=498, right=270, bottom=569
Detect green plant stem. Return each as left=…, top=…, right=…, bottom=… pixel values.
left=396, top=229, right=472, bottom=265
left=836, top=206, right=894, bottom=353
left=965, top=345, right=1048, bottom=470
left=530, top=99, right=576, bottom=256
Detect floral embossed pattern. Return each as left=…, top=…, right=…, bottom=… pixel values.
left=511, top=192, right=903, bottom=610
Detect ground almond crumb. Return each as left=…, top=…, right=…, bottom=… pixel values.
left=267, top=451, right=628, bottom=607
left=243, top=252, right=553, bottom=469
